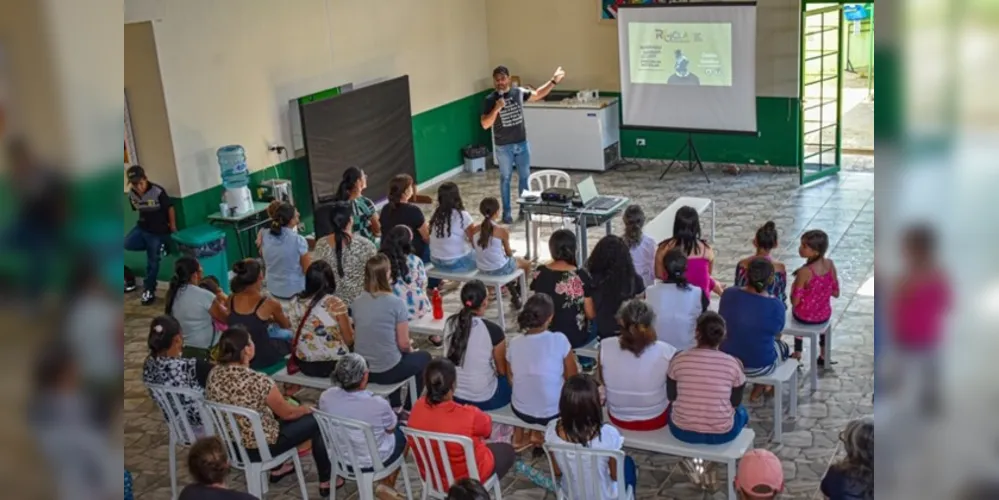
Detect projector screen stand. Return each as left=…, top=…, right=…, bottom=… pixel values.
left=659, top=132, right=709, bottom=183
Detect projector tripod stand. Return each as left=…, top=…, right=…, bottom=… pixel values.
left=659, top=132, right=710, bottom=183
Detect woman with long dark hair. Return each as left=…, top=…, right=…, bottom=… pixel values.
left=445, top=280, right=510, bottom=411
left=645, top=249, right=706, bottom=351
left=529, top=229, right=594, bottom=348
left=428, top=182, right=477, bottom=272
left=380, top=174, right=432, bottom=265
left=407, top=358, right=517, bottom=487
left=313, top=201, right=377, bottom=306
left=286, top=261, right=354, bottom=378
left=735, top=221, right=788, bottom=304
left=584, top=235, right=645, bottom=340
left=654, top=206, right=723, bottom=300
left=227, top=259, right=292, bottom=372
left=380, top=225, right=432, bottom=322
left=333, top=166, right=380, bottom=242
left=164, top=255, right=227, bottom=359
left=260, top=201, right=310, bottom=299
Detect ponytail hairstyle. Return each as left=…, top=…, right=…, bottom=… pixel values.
left=265, top=200, right=282, bottom=220
left=694, top=311, right=727, bottom=348
left=334, top=166, right=364, bottom=201
left=230, top=259, right=263, bottom=294
left=477, top=197, right=500, bottom=250
left=746, top=257, right=775, bottom=293
left=325, top=201, right=354, bottom=277
left=165, top=255, right=200, bottom=315
left=617, top=299, right=656, bottom=357
left=557, top=374, right=603, bottom=446
left=429, top=182, right=465, bottom=238
left=664, top=206, right=706, bottom=256
left=298, top=260, right=337, bottom=312
left=269, top=202, right=296, bottom=236
left=423, top=358, right=457, bottom=406
left=187, top=437, right=231, bottom=486
left=622, top=205, right=646, bottom=249
left=795, top=229, right=830, bottom=275
left=548, top=229, right=578, bottom=266
left=215, top=326, right=252, bottom=364
left=755, top=221, right=779, bottom=252
left=147, top=315, right=182, bottom=355
left=662, top=248, right=690, bottom=289
left=445, top=280, right=489, bottom=367
left=387, top=174, right=414, bottom=210
left=518, top=293, right=555, bottom=331
left=363, top=254, right=393, bottom=294
left=379, top=225, right=413, bottom=284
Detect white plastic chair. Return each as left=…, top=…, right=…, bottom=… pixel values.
left=527, top=169, right=573, bottom=259
left=203, top=401, right=309, bottom=499
left=402, top=428, right=503, bottom=499
left=146, top=383, right=213, bottom=500
left=313, top=410, right=412, bottom=500
left=543, top=442, right=635, bottom=500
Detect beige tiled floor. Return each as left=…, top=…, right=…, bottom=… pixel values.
left=125, top=162, right=874, bottom=499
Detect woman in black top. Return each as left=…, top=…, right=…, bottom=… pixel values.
left=584, top=235, right=646, bottom=340
left=226, top=259, right=292, bottom=372
left=528, top=230, right=594, bottom=348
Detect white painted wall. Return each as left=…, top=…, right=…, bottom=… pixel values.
left=126, top=0, right=490, bottom=197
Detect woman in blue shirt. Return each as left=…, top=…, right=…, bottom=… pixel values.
left=719, top=257, right=791, bottom=400
left=260, top=202, right=311, bottom=300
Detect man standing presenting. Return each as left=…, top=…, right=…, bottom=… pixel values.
left=124, top=165, right=176, bottom=305
left=481, top=65, right=566, bottom=224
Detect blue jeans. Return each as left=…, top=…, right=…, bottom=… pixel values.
left=430, top=253, right=477, bottom=273
left=268, top=324, right=293, bottom=341
left=495, top=141, right=531, bottom=220
left=480, top=257, right=517, bottom=276
left=667, top=405, right=749, bottom=445
left=124, top=226, right=168, bottom=292
left=455, top=375, right=512, bottom=411
left=623, top=456, right=637, bottom=496
left=420, top=245, right=440, bottom=289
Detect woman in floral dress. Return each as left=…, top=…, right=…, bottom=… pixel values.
left=529, top=229, right=594, bottom=348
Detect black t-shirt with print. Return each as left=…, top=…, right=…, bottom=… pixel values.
left=482, top=86, right=534, bottom=146
left=590, top=270, right=646, bottom=339
left=529, top=265, right=594, bottom=348
left=380, top=202, right=427, bottom=258
left=128, top=182, right=173, bottom=234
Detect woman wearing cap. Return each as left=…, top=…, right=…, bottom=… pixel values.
left=733, top=449, right=785, bottom=499
left=318, top=353, right=407, bottom=499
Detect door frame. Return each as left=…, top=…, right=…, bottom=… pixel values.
left=799, top=2, right=846, bottom=184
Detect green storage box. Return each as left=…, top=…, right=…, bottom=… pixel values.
left=172, top=225, right=230, bottom=294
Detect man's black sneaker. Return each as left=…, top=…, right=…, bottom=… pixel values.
left=140, top=290, right=156, bottom=305
left=124, top=282, right=137, bottom=293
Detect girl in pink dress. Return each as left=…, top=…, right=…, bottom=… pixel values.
left=654, top=206, right=724, bottom=302
left=791, top=230, right=840, bottom=364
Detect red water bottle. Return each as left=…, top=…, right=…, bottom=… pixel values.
left=431, top=288, right=444, bottom=320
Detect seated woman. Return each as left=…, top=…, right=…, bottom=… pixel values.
left=260, top=201, right=311, bottom=300
left=820, top=418, right=874, bottom=500
left=645, top=249, right=706, bottom=351
left=599, top=300, right=676, bottom=431
left=407, top=358, right=517, bottom=489
left=227, top=259, right=293, bottom=373
left=585, top=235, right=646, bottom=340
left=352, top=254, right=432, bottom=411
left=178, top=436, right=256, bottom=500
left=380, top=225, right=432, bottom=321
left=734, top=221, right=788, bottom=305
left=286, top=261, right=354, bottom=378
left=318, top=353, right=407, bottom=500
left=428, top=182, right=476, bottom=273
left=654, top=206, right=724, bottom=301
left=314, top=201, right=378, bottom=307
left=333, top=166, right=380, bottom=243
left=164, top=256, right=228, bottom=360
left=545, top=374, right=637, bottom=500
left=142, top=315, right=212, bottom=430
left=507, top=293, right=578, bottom=450
left=472, top=197, right=531, bottom=307
left=622, top=205, right=657, bottom=288
left=444, top=280, right=510, bottom=411
left=720, top=257, right=791, bottom=399
left=529, top=230, right=594, bottom=349
left=205, top=327, right=333, bottom=495
left=380, top=174, right=432, bottom=272
left=666, top=312, right=749, bottom=445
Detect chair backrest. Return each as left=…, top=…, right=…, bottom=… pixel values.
left=313, top=410, right=388, bottom=478
left=529, top=169, right=572, bottom=192
left=543, top=441, right=628, bottom=500
left=402, top=427, right=482, bottom=495
left=202, top=401, right=275, bottom=469
left=146, top=383, right=211, bottom=445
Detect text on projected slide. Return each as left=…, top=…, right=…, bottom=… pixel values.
left=629, top=22, right=733, bottom=87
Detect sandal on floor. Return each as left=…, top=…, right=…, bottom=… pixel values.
left=318, top=478, right=345, bottom=498
left=268, top=463, right=295, bottom=484
left=375, top=484, right=405, bottom=500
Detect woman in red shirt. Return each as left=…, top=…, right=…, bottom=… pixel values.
left=407, top=359, right=516, bottom=491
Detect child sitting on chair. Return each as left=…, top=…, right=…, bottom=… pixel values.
left=472, top=197, right=531, bottom=308
left=791, top=229, right=840, bottom=365
left=428, top=182, right=477, bottom=273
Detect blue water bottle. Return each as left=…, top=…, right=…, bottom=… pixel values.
left=217, top=145, right=249, bottom=189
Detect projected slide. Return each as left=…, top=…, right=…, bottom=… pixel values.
left=628, top=22, right=732, bottom=87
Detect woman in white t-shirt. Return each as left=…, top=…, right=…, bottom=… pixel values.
left=444, top=280, right=511, bottom=411
left=545, top=374, right=636, bottom=500
left=507, top=293, right=579, bottom=451
left=472, top=197, right=532, bottom=308
left=645, top=248, right=707, bottom=351
left=428, top=182, right=477, bottom=272
left=599, top=299, right=676, bottom=431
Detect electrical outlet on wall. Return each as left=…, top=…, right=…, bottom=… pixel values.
left=636, top=138, right=646, bottom=146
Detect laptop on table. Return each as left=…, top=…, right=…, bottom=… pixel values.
left=576, top=176, right=623, bottom=212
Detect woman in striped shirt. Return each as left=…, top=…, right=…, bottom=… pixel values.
left=666, top=312, right=749, bottom=445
